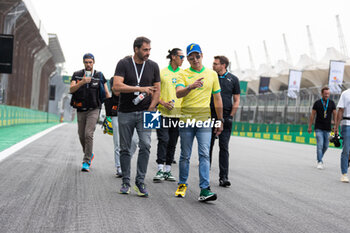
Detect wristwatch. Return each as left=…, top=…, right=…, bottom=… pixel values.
left=218, top=118, right=224, bottom=123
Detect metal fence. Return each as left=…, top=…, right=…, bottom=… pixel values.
left=235, top=82, right=350, bottom=124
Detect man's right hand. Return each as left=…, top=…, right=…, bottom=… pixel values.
left=307, top=126, right=312, bottom=134
left=189, top=77, right=204, bottom=90
left=139, top=86, right=157, bottom=96
left=82, top=76, right=91, bottom=84
left=334, top=127, right=339, bottom=135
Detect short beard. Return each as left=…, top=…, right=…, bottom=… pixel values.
left=137, top=52, right=148, bottom=61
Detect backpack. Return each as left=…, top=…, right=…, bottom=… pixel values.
left=98, top=72, right=106, bottom=104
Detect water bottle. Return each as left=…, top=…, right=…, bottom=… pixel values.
left=133, top=92, right=147, bottom=105
left=170, top=99, right=175, bottom=107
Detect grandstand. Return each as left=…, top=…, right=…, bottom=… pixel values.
left=0, top=0, right=71, bottom=121
left=232, top=15, right=350, bottom=125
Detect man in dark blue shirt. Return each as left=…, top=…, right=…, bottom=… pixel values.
left=210, top=56, right=240, bottom=187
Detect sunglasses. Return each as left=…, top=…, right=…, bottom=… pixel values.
left=177, top=55, right=185, bottom=59
left=188, top=55, right=201, bottom=61
left=84, top=61, right=93, bottom=64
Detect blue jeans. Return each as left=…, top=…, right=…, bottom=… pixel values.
left=340, top=125, right=350, bottom=174
left=178, top=126, right=212, bottom=189
left=315, top=129, right=330, bottom=163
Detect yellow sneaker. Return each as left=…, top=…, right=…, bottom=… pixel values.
left=175, top=184, right=187, bottom=197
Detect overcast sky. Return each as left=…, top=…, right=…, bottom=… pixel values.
left=30, top=0, right=350, bottom=79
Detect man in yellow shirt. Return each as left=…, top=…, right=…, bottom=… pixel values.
left=153, top=48, right=184, bottom=182
left=175, top=43, right=224, bottom=202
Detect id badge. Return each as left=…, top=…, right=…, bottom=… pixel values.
left=134, top=85, right=140, bottom=95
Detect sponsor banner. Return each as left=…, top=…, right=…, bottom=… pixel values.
left=239, top=81, right=248, bottom=96
left=0, top=34, right=14, bottom=74
left=328, top=60, right=345, bottom=94
left=287, top=70, right=302, bottom=99
left=258, top=77, right=270, bottom=94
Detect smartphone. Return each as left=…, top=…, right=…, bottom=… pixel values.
left=85, top=71, right=92, bottom=77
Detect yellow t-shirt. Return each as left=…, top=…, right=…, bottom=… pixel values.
left=176, top=66, right=221, bottom=121
left=157, top=65, right=182, bottom=117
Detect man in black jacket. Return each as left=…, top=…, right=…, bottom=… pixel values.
left=210, top=55, right=240, bottom=187
left=70, top=53, right=110, bottom=172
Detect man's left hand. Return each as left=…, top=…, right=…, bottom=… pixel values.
left=214, top=121, right=224, bottom=137
left=225, top=116, right=233, bottom=125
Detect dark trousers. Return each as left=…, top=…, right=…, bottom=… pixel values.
left=209, top=119, right=233, bottom=180
left=156, top=117, right=179, bottom=165
left=118, top=111, right=152, bottom=185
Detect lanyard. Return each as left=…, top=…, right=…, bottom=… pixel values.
left=132, top=57, right=145, bottom=86
left=219, top=71, right=228, bottom=78
left=320, top=98, right=329, bottom=112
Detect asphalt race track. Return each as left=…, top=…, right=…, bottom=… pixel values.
left=0, top=123, right=349, bottom=233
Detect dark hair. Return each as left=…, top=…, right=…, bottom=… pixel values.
left=133, top=36, right=151, bottom=51
left=166, top=48, right=182, bottom=61
left=321, top=86, right=329, bottom=93
left=214, top=56, right=229, bottom=68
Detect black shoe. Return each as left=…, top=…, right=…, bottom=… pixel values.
left=219, top=179, right=231, bottom=187
left=116, top=167, right=123, bottom=178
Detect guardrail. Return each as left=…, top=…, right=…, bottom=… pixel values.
left=0, top=105, right=59, bottom=127
left=231, top=122, right=339, bottom=148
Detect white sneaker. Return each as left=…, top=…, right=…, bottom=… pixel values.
left=341, top=174, right=349, bottom=183
left=317, top=162, right=324, bottom=170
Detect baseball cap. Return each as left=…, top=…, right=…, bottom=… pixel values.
left=83, top=53, right=95, bottom=60
left=186, top=43, right=202, bottom=56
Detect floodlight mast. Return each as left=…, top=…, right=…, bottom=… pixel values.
left=283, top=33, right=293, bottom=65
left=248, top=46, right=255, bottom=70
left=306, top=25, right=317, bottom=60
left=263, top=40, right=272, bottom=66
left=336, top=15, right=348, bottom=58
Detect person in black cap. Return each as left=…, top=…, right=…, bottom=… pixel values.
left=70, top=53, right=110, bottom=172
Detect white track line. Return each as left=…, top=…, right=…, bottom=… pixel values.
left=0, top=123, right=66, bottom=163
